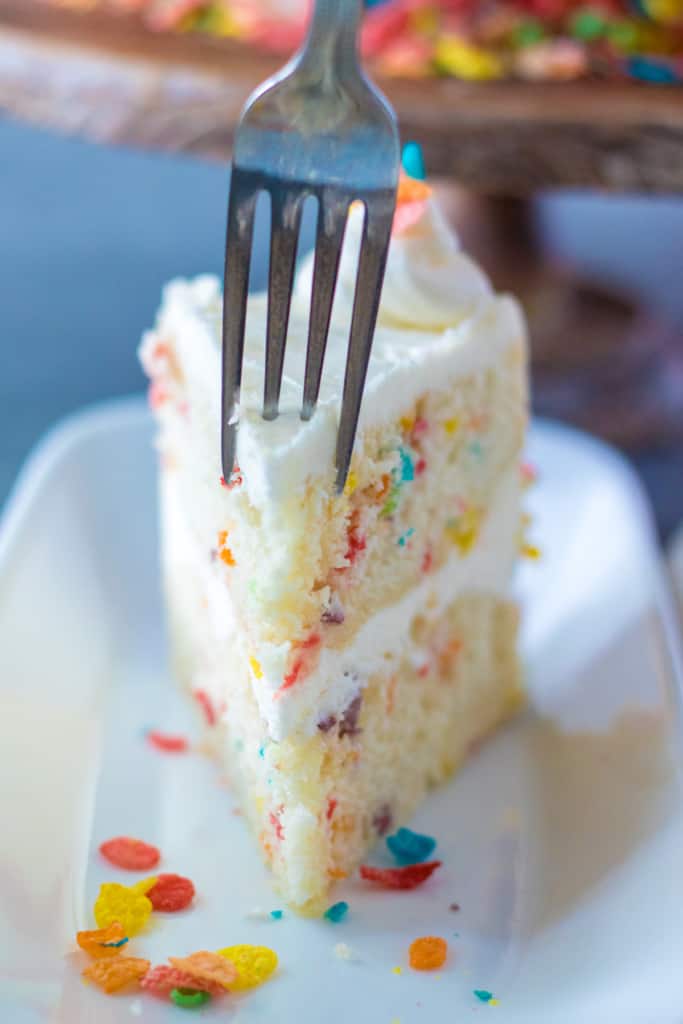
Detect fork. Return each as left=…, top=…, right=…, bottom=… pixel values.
left=221, top=0, right=400, bottom=492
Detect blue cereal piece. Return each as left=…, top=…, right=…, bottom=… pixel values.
left=474, top=989, right=494, bottom=1003
left=399, top=447, right=414, bottom=482
left=270, top=909, right=283, bottom=920
left=386, top=827, right=437, bottom=865
left=402, top=141, right=427, bottom=181
left=627, top=57, right=680, bottom=83
left=324, top=901, right=349, bottom=923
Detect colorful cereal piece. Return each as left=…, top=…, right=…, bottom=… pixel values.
left=99, top=836, right=161, bottom=871
left=83, top=956, right=150, bottom=994
left=169, top=951, right=238, bottom=990
left=145, top=873, right=195, bottom=912
left=171, top=988, right=211, bottom=1009
left=94, top=883, right=153, bottom=936
left=386, top=827, right=437, bottom=865
left=359, top=860, right=442, bottom=890
left=474, top=989, right=495, bottom=1003
left=132, top=876, right=158, bottom=895
left=76, top=921, right=128, bottom=960
left=194, top=688, right=217, bottom=725
left=401, top=140, right=426, bottom=181
left=324, top=901, right=349, bottom=923
left=141, top=964, right=224, bottom=998
left=409, top=936, right=448, bottom=971
left=146, top=730, right=189, bottom=753
left=217, top=944, right=278, bottom=990
left=270, top=909, right=283, bottom=920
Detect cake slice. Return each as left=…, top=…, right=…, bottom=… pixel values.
left=140, top=175, right=529, bottom=912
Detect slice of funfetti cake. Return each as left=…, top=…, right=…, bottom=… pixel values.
left=140, top=172, right=529, bottom=913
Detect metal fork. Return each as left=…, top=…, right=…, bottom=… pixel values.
left=221, top=0, right=400, bottom=492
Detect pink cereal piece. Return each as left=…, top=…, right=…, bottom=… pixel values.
left=148, top=381, right=168, bottom=410
left=393, top=200, right=428, bottom=236
left=141, top=964, right=224, bottom=999
left=194, top=688, right=217, bottom=726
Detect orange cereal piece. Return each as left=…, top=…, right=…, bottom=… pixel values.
left=169, top=951, right=238, bottom=990
left=218, top=530, right=236, bottom=566
left=397, top=172, right=432, bottom=205
left=83, top=956, right=150, bottom=994
left=76, top=921, right=127, bottom=960
left=409, top=936, right=448, bottom=971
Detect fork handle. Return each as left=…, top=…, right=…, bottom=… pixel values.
left=300, top=0, right=363, bottom=69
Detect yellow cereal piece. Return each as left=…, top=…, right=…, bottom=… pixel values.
left=392, top=966, right=403, bottom=975
left=490, top=999, right=501, bottom=1006
left=249, top=656, right=263, bottom=680
left=399, top=415, right=415, bottom=434
left=132, top=877, right=158, bottom=895
left=445, top=507, right=481, bottom=555
left=521, top=543, right=541, bottom=560
left=444, top=416, right=460, bottom=435
left=94, top=883, right=152, bottom=937
left=643, top=0, right=683, bottom=24
left=435, top=36, right=505, bottom=80
left=344, top=470, right=358, bottom=496
left=217, top=944, right=278, bottom=990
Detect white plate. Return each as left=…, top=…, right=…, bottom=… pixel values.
left=1, top=398, right=682, bottom=1024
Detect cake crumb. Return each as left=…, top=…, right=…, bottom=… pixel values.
left=245, top=908, right=270, bottom=921
left=333, top=942, right=357, bottom=961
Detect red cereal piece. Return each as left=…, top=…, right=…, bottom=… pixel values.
left=141, top=964, right=224, bottom=998
left=194, top=688, right=217, bottom=726
left=278, top=633, right=322, bottom=695
left=269, top=809, right=285, bottom=841
left=326, top=797, right=338, bottom=821
left=299, top=632, right=321, bottom=651
left=359, top=861, right=442, bottom=890
left=99, top=837, right=161, bottom=872
left=344, top=510, right=367, bottom=565
left=146, top=730, right=189, bottom=753
left=415, top=457, right=427, bottom=476
left=280, top=658, right=303, bottom=693
left=145, top=873, right=195, bottom=913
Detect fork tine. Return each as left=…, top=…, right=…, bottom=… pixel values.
left=334, top=199, right=394, bottom=492
left=263, top=189, right=303, bottom=420
left=221, top=174, right=258, bottom=480
left=301, top=192, right=349, bottom=421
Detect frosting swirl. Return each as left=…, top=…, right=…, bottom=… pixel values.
left=294, top=195, right=491, bottom=333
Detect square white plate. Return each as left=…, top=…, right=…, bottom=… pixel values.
left=1, top=398, right=682, bottom=1024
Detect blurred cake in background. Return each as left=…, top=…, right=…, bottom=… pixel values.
left=50, top=0, right=683, bottom=81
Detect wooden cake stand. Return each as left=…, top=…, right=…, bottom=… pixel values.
left=1, top=0, right=682, bottom=456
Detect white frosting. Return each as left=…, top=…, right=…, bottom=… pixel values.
left=165, top=464, right=521, bottom=740
left=155, top=272, right=524, bottom=511
left=294, top=199, right=492, bottom=332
